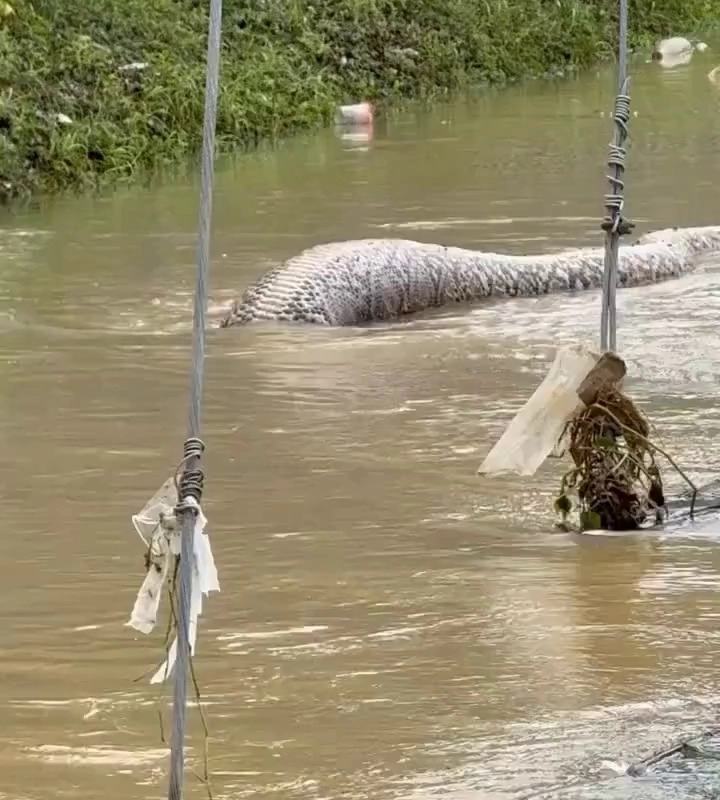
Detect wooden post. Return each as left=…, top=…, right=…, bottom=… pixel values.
left=576, top=352, right=627, bottom=406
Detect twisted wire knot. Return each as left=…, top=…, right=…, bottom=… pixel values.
left=176, top=437, right=205, bottom=512
left=601, top=91, right=635, bottom=237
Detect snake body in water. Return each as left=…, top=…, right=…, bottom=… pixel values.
left=219, top=226, right=720, bottom=327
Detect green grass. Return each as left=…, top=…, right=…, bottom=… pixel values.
left=0, top=0, right=715, bottom=204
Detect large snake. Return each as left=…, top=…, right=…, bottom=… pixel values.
left=219, top=226, right=720, bottom=327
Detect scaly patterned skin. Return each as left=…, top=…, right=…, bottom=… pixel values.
left=219, top=226, right=720, bottom=327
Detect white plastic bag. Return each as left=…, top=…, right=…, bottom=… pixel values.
left=478, top=345, right=600, bottom=477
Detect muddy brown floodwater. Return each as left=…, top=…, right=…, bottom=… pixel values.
left=2, top=48, right=720, bottom=800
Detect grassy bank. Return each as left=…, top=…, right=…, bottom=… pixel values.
left=0, top=0, right=715, bottom=204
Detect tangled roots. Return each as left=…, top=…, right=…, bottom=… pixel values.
left=555, top=388, right=666, bottom=531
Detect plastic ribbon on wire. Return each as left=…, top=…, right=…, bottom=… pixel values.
left=126, top=477, right=220, bottom=684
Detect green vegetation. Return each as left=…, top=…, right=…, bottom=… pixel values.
left=0, top=0, right=715, bottom=204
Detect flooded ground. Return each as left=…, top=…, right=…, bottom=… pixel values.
left=2, top=46, right=720, bottom=800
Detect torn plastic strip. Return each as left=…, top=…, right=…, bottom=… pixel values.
left=126, top=479, right=220, bottom=683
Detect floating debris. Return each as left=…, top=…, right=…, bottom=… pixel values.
left=625, top=727, right=720, bottom=777
left=478, top=346, right=697, bottom=533
left=651, top=37, right=709, bottom=68
left=652, top=36, right=694, bottom=60
left=336, top=101, right=374, bottom=126
left=555, top=369, right=663, bottom=531
left=334, top=101, right=375, bottom=149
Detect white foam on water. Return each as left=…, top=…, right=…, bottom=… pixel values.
left=24, top=744, right=169, bottom=767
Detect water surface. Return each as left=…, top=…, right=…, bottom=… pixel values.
left=2, top=48, right=720, bottom=800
